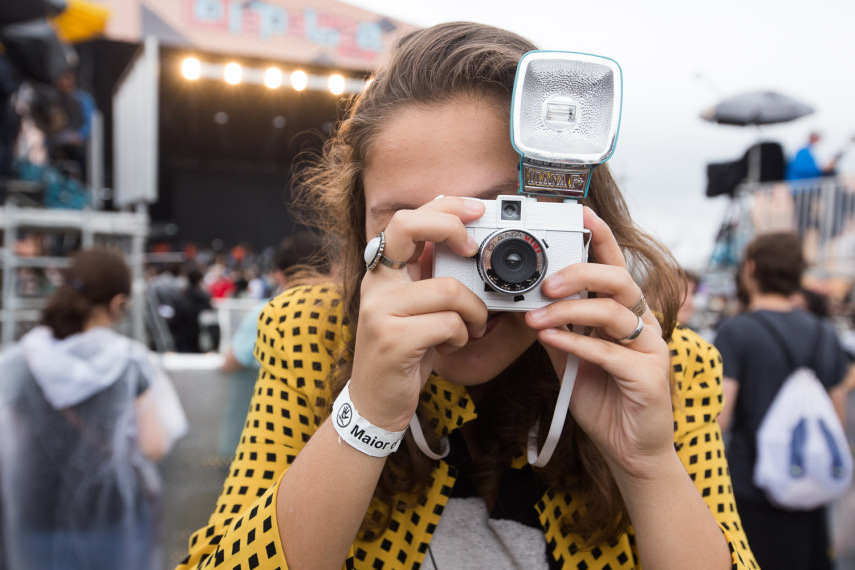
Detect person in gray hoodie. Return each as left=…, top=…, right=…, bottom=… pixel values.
left=0, top=248, right=170, bottom=570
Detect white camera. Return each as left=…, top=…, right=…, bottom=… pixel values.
left=433, top=51, right=622, bottom=311
left=433, top=195, right=586, bottom=311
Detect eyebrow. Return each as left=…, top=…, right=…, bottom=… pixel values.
left=369, top=178, right=520, bottom=221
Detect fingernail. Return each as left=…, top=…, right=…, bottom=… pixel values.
left=464, top=198, right=483, bottom=212
left=542, top=328, right=559, bottom=335
left=544, top=274, right=563, bottom=290
left=530, top=308, right=546, bottom=321
left=467, top=235, right=478, bottom=253
left=433, top=194, right=445, bottom=201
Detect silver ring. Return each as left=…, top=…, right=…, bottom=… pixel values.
left=628, top=294, right=647, bottom=318
left=616, top=315, right=644, bottom=344
left=364, top=232, right=408, bottom=271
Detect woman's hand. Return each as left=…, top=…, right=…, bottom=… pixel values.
left=350, top=196, right=489, bottom=431
left=524, top=207, right=674, bottom=482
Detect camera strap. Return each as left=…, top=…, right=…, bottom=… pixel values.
left=526, top=231, right=590, bottom=467
left=526, top=326, right=581, bottom=467
left=409, top=413, right=450, bottom=460
left=408, top=338, right=580, bottom=466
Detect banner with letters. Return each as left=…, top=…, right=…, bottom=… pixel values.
left=94, top=0, right=415, bottom=70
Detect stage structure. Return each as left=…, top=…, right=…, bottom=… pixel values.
left=92, top=0, right=416, bottom=249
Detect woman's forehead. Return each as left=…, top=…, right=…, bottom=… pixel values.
left=362, top=100, right=519, bottom=225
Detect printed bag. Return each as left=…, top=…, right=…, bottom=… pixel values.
left=751, top=314, right=853, bottom=510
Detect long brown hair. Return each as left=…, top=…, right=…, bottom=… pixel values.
left=293, top=22, right=682, bottom=545
left=42, top=248, right=131, bottom=340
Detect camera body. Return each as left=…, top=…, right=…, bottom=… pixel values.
left=433, top=195, right=586, bottom=311
left=433, top=50, right=621, bottom=311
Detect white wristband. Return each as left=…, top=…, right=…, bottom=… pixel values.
left=332, top=381, right=407, bottom=457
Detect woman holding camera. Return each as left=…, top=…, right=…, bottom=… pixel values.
left=179, top=22, right=756, bottom=570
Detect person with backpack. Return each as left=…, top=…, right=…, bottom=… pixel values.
left=716, top=231, right=852, bottom=569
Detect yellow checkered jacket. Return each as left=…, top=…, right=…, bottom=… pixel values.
left=178, top=284, right=758, bottom=570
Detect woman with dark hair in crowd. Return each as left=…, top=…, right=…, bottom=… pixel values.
left=0, top=247, right=169, bottom=570
left=179, top=22, right=757, bottom=569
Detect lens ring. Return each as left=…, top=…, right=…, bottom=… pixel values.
left=477, top=229, right=547, bottom=294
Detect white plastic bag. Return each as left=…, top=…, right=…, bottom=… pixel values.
left=143, top=355, right=189, bottom=455
left=753, top=367, right=853, bottom=510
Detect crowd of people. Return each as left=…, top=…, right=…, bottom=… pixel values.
left=1, top=1, right=96, bottom=209
left=2, top=17, right=855, bottom=570
left=2, top=64, right=95, bottom=209
left=145, top=232, right=324, bottom=354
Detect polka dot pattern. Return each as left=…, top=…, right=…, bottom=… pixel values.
left=177, top=288, right=757, bottom=569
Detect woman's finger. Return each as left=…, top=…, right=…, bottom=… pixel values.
left=362, top=309, right=475, bottom=356
left=405, top=311, right=474, bottom=351
left=371, top=197, right=485, bottom=268
left=541, top=263, right=651, bottom=323
left=361, top=277, right=488, bottom=339
left=536, top=326, right=668, bottom=388
left=527, top=297, right=662, bottom=349
left=581, top=206, right=627, bottom=269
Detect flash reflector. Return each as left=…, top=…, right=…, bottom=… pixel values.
left=511, top=51, right=622, bottom=198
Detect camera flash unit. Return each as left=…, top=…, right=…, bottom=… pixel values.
left=511, top=51, right=622, bottom=199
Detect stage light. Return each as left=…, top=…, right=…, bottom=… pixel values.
left=224, top=63, right=242, bottom=85
left=182, top=57, right=201, bottom=80
left=328, top=74, right=345, bottom=95
left=264, top=67, right=282, bottom=89
left=178, top=59, right=358, bottom=94
left=291, top=70, right=308, bottom=91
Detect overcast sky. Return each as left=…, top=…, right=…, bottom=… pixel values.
left=346, top=0, right=855, bottom=270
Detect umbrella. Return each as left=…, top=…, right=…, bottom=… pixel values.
left=701, top=90, right=814, bottom=126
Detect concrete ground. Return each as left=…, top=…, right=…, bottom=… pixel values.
left=158, top=361, right=855, bottom=570
left=159, top=360, right=256, bottom=569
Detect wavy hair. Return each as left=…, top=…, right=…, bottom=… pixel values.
left=293, top=21, right=682, bottom=546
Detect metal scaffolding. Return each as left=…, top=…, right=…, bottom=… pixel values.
left=0, top=34, right=160, bottom=348
left=0, top=204, right=149, bottom=347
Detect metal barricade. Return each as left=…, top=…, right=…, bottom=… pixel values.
left=734, top=176, right=855, bottom=277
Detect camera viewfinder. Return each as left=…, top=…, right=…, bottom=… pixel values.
left=500, top=200, right=522, bottom=221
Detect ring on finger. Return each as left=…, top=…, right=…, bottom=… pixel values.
left=616, top=314, right=644, bottom=344
left=628, top=294, right=647, bottom=317
left=364, top=232, right=408, bottom=271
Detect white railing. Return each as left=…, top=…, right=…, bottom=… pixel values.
left=211, top=297, right=264, bottom=354
left=729, top=176, right=855, bottom=277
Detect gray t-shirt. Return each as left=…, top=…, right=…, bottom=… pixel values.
left=714, top=309, right=849, bottom=504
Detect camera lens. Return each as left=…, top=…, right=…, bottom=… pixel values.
left=505, top=252, right=523, bottom=270
left=500, top=200, right=522, bottom=221
left=491, top=239, right=537, bottom=284
left=478, top=229, right=547, bottom=294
